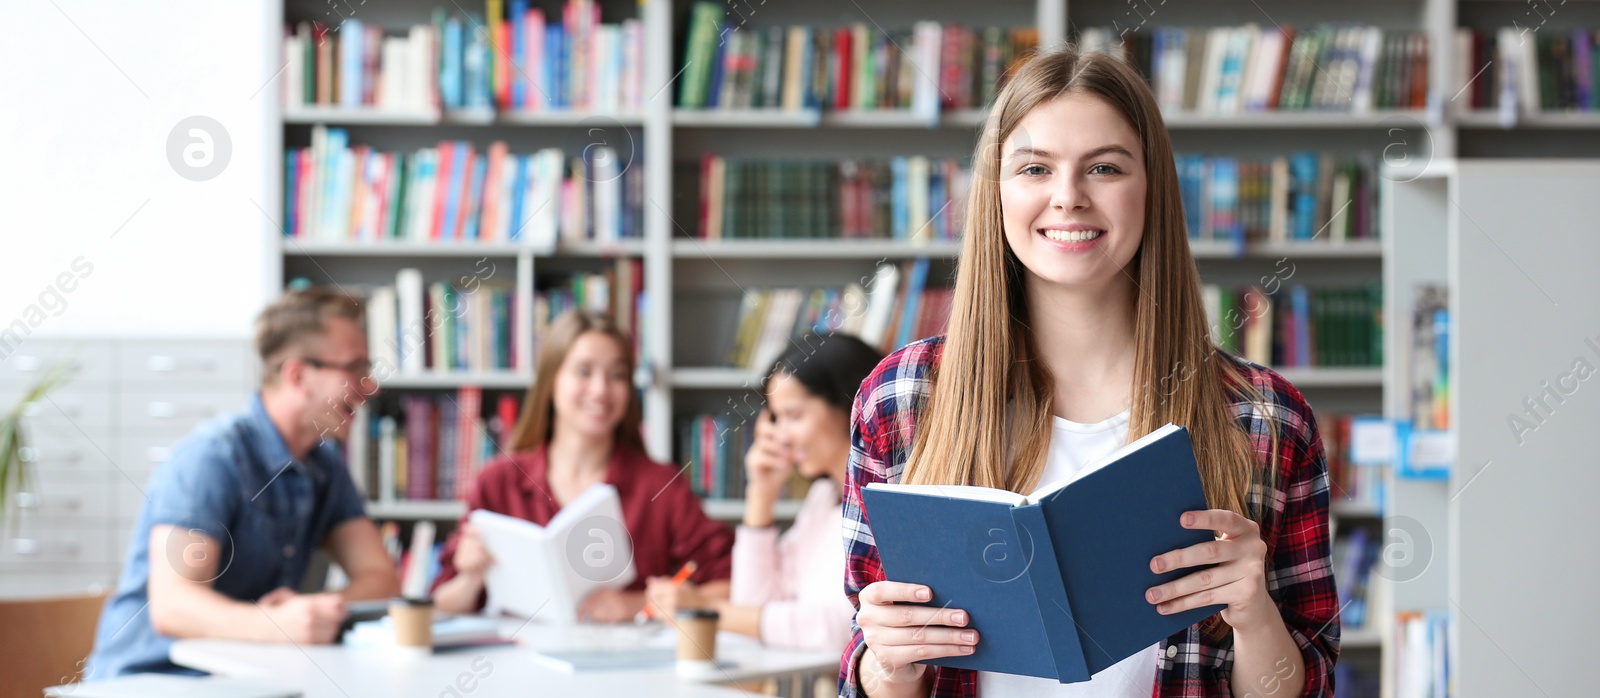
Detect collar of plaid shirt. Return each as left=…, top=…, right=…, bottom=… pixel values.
left=836, top=336, right=1342, bottom=698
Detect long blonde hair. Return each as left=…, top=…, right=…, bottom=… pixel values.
left=905, top=45, right=1280, bottom=633
left=508, top=310, right=645, bottom=454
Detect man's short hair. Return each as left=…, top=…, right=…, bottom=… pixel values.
left=254, top=287, right=364, bottom=386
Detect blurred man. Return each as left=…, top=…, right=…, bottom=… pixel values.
left=87, top=287, right=398, bottom=678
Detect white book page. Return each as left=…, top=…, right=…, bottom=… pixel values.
left=1025, top=423, right=1183, bottom=504
left=864, top=482, right=1028, bottom=507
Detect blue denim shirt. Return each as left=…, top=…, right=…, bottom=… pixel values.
left=85, top=393, right=367, bottom=679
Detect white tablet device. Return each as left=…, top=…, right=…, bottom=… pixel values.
left=469, top=483, right=637, bottom=623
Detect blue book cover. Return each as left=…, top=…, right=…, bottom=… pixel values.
left=1177, top=155, right=1203, bottom=240
left=706, top=29, right=728, bottom=109
left=440, top=143, right=468, bottom=241
left=285, top=150, right=299, bottom=238
left=549, top=25, right=568, bottom=109
left=507, top=155, right=529, bottom=241
left=462, top=154, right=488, bottom=240
left=465, top=16, right=490, bottom=110
left=1288, top=152, right=1318, bottom=240
left=861, top=424, right=1225, bottom=683
left=894, top=257, right=930, bottom=349
left=339, top=19, right=364, bottom=108
left=1292, top=285, right=1311, bottom=367
left=510, top=0, right=528, bottom=108
left=442, top=17, right=464, bottom=109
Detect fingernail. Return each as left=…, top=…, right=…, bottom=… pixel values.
left=962, top=631, right=976, bottom=643
left=1152, top=558, right=1166, bottom=573
left=952, top=611, right=966, bottom=625
left=961, top=645, right=975, bottom=654
left=1182, top=513, right=1194, bottom=526
left=1147, top=589, right=1162, bottom=603
left=916, top=588, right=930, bottom=601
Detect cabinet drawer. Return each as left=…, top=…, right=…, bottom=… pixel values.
left=119, top=342, right=252, bottom=385
left=0, top=569, right=118, bottom=598
left=19, top=443, right=116, bottom=484
left=117, top=390, right=241, bottom=428
left=0, top=520, right=115, bottom=566
left=5, top=388, right=114, bottom=432
left=0, top=341, right=114, bottom=385
left=14, top=480, right=112, bottom=518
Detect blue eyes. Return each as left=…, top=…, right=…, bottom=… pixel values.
left=1016, top=164, right=1123, bottom=177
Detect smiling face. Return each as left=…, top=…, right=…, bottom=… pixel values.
left=551, top=331, right=632, bottom=442
left=298, top=316, right=372, bottom=441
left=1000, top=91, right=1147, bottom=293
left=764, top=373, right=852, bottom=481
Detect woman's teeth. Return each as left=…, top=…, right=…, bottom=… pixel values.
left=1043, top=229, right=1104, bottom=243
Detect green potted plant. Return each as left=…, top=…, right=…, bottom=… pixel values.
left=0, top=364, right=75, bottom=530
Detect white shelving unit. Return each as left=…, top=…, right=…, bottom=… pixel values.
left=1381, top=160, right=1600, bottom=697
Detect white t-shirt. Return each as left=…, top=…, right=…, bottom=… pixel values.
left=979, top=407, right=1159, bottom=697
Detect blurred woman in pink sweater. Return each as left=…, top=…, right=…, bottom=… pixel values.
left=647, top=334, right=882, bottom=651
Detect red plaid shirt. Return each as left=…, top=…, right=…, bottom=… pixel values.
left=838, top=336, right=1340, bottom=697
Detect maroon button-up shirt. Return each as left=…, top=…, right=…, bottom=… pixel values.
left=432, top=444, right=735, bottom=609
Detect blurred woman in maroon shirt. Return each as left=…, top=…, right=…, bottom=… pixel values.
left=432, top=311, right=733, bottom=620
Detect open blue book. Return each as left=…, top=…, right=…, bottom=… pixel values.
left=861, top=423, right=1226, bottom=683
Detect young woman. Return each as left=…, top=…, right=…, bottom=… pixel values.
left=840, top=45, right=1339, bottom=697
left=645, top=334, right=883, bottom=651
left=432, top=311, right=734, bottom=621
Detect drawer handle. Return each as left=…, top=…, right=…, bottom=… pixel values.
left=16, top=492, right=82, bottom=511
left=146, top=356, right=216, bottom=373
left=12, top=539, right=81, bottom=556
left=23, top=402, right=81, bottom=419
left=20, top=448, right=84, bottom=464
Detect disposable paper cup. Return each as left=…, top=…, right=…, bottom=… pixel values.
left=389, top=596, right=434, bottom=649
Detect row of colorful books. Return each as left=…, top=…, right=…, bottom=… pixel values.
left=1456, top=27, right=1600, bottom=113
left=1178, top=152, right=1378, bottom=245
left=286, top=126, right=643, bottom=246
left=283, top=19, right=435, bottom=111
left=724, top=260, right=949, bottom=371
left=1203, top=284, right=1384, bottom=368
left=345, top=388, right=517, bottom=502
left=678, top=3, right=1038, bottom=113
left=697, top=156, right=969, bottom=241
left=675, top=413, right=814, bottom=502
left=1091, top=25, right=1431, bottom=113
left=283, top=0, right=644, bottom=113
left=1332, top=527, right=1381, bottom=631
left=363, top=261, right=643, bottom=375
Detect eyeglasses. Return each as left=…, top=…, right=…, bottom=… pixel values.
left=300, top=356, right=373, bottom=379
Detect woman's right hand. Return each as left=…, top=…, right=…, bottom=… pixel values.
left=452, top=522, right=494, bottom=579
left=742, top=409, right=793, bottom=526
left=856, top=581, right=977, bottom=692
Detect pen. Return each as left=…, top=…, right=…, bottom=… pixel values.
left=637, top=560, right=698, bottom=622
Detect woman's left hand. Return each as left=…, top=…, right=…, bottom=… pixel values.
left=1146, top=509, right=1278, bottom=632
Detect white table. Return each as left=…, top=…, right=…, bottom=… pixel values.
left=170, top=620, right=839, bottom=698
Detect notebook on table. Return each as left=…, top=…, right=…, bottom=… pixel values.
left=861, top=423, right=1227, bottom=683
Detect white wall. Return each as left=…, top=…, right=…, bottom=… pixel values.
left=0, top=0, right=279, bottom=341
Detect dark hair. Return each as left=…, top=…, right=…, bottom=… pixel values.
left=761, top=334, right=885, bottom=413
